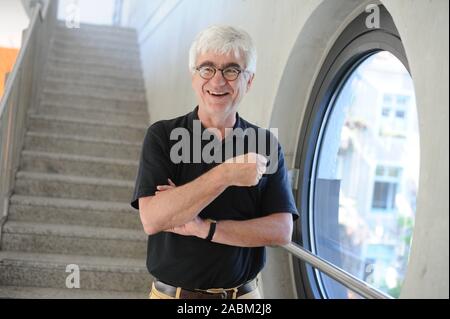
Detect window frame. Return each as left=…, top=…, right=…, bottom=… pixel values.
left=292, top=6, right=411, bottom=299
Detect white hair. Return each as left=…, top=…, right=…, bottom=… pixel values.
left=189, top=25, right=257, bottom=75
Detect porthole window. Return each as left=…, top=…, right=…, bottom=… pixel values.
left=293, top=6, right=420, bottom=299
left=312, top=51, right=419, bottom=298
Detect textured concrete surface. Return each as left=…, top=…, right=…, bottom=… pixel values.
left=0, top=22, right=152, bottom=299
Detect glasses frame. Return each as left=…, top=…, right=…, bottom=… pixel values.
left=194, top=65, right=247, bottom=82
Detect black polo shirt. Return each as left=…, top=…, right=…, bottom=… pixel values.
left=130, top=106, right=298, bottom=290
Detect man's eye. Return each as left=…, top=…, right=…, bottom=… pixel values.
left=201, top=66, right=215, bottom=73
left=224, top=68, right=240, bottom=75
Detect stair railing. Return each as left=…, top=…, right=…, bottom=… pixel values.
left=0, top=0, right=58, bottom=242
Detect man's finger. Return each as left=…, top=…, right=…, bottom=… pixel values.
left=157, top=185, right=174, bottom=191
left=168, top=179, right=176, bottom=187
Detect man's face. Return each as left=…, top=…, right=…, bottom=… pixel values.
left=192, top=51, right=254, bottom=117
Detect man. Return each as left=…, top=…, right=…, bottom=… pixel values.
left=130, top=25, right=298, bottom=299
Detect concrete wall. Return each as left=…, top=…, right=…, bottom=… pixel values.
left=125, top=0, right=449, bottom=298
left=382, top=0, right=449, bottom=299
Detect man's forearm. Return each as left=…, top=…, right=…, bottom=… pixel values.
left=210, top=213, right=293, bottom=248
left=140, top=165, right=228, bottom=234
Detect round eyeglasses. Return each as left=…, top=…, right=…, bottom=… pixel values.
left=195, top=65, right=245, bottom=81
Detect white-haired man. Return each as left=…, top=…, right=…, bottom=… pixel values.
left=131, top=25, right=298, bottom=299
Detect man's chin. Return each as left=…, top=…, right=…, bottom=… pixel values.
left=204, top=103, right=234, bottom=114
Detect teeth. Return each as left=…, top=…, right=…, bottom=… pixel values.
left=209, top=91, right=227, bottom=96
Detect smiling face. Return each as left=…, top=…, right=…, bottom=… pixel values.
left=192, top=51, right=254, bottom=120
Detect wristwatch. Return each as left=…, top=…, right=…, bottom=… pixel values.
left=205, top=219, right=217, bottom=242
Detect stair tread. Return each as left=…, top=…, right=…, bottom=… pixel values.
left=50, top=50, right=140, bottom=64
left=46, top=66, right=143, bottom=80
left=48, top=57, right=141, bottom=74
left=48, top=56, right=141, bottom=71
left=16, top=171, right=135, bottom=187
left=0, top=285, right=147, bottom=299
left=52, top=38, right=139, bottom=48
left=26, top=131, right=141, bottom=146
left=53, top=32, right=138, bottom=42
left=0, top=251, right=147, bottom=271
left=29, top=114, right=147, bottom=130
left=10, top=194, right=133, bottom=212
left=21, top=150, right=139, bottom=166
left=42, top=88, right=145, bottom=102
left=56, top=22, right=137, bottom=34
left=2, top=221, right=146, bottom=241
left=39, top=101, right=147, bottom=115
left=44, top=77, right=145, bottom=92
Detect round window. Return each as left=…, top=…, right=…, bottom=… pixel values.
left=311, top=51, right=419, bottom=298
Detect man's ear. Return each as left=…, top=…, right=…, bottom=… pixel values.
left=246, top=73, right=255, bottom=92
left=191, top=73, right=197, bottom=89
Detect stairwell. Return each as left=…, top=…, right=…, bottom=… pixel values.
left=0, top=22, right=151, bottom=299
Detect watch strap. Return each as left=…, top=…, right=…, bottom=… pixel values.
left=205, top=219, right=217, bottom=241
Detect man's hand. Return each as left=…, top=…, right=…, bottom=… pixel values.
left=222, top=153, right=268, bottom=187
left=165, top=216, right=209, bottom=239
left=155, top=178, right=176, bottom=195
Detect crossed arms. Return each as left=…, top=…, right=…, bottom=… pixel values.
left=138, top=153, right=293, bottom=248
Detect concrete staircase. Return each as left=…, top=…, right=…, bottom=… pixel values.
left=0, top=22, right=151, bottom=299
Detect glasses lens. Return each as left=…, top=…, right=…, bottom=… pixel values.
left=198, top=66, right=215, bottom=79
left=223, top=67, right=240, bottom=81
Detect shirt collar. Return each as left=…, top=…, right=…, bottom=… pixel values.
left=187, top=106, right=242, bottom=135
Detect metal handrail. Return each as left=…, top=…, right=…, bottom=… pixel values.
left=0, top=0, right=57, bottom=242
left=283, top=242, right=393, bottom=299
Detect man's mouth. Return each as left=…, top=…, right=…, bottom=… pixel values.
left=207, top=90, right=230, bottom=97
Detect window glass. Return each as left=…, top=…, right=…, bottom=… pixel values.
left=312, top=51, right=420, bottom=298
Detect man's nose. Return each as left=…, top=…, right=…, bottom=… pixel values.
left=210, top=69, right=227, bottom=85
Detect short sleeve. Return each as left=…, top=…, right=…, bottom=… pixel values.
left=259, top=144, right=299, bottom=220
left=130, top=123, right=175, bottom=210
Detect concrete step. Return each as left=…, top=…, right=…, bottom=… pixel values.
left=25, top=132, right=141, bottom=161
left=48, top=54, right=141, bottom=73
left=8, top=195, right=141, bottom=230
left=42, top=86, right=146, bottom=104
left=43, top=77, right=146, bottom=101
left=14, top=171, right=135, bottom=203
left=41, top=90, right=146, bottom=111
left=0, top=251, right=150, bottom=293
left=1, top=222, right=147, bottom=259
left=52, top=38, right=139, bottom=53
left=45, top=74, right=145, bottom=92
left=54, top=28, right=138, bottom=47
left=53, top=33, right=138, bottom=48
left=56, top=22, right=137, bottom=38
left=0, top=285, right=147, bottom=299
left=46, top=58, right=142, bottom=78
left=19, top=150, right=139, bottom=181
left=27, top=114, right=147, bottom=143
left=38, top=96, right=146, bottom=115
left=51, top=46, right=140, bottom=63
left=48, top=51, right=141, bottom=70
left=46, top=65, right=143, bottom=83
left=36, top=103, right=149, bottom=126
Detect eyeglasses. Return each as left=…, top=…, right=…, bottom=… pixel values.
left=195, top=65, right=245, bottom=81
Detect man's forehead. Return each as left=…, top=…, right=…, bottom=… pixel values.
left=196, top=51, right=244, bottom=67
